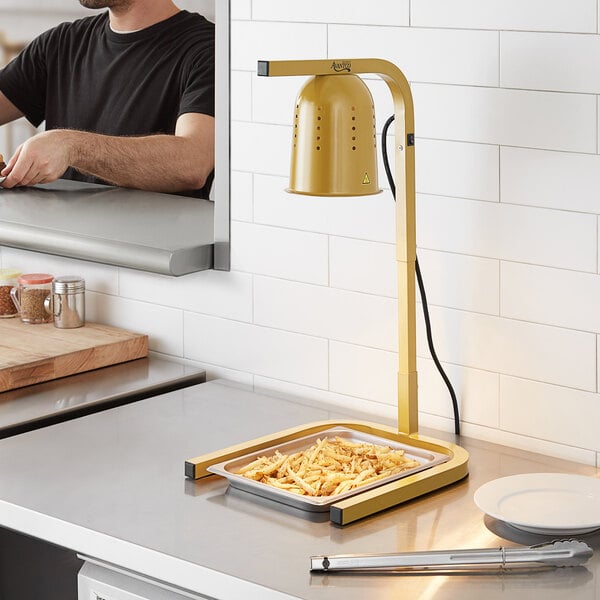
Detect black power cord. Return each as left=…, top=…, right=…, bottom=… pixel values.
left=382, top=115, right=461, bottom=435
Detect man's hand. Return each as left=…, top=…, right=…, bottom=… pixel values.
left=0, top=113, right=214, bottom=193
left=1, top=130, right=74, bottom=188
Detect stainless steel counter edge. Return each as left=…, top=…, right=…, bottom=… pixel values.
left=0, top=500, right=298, bottom=600
left=0, top=354, right=207, bottom=437
left=0, top=221, right=213, bottom=276
left=0, top=180, right=217, bottom=275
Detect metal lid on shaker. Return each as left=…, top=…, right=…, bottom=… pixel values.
left=53, top=276, right=85, bottom=294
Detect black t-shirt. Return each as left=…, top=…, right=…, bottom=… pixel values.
left=0, top=10, right=215, bottom=197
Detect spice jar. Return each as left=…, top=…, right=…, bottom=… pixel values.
left=0, top=269, right=21, bottom=318
left=47, top=276, right=85, bottom=329
left=10, top=273, right=54, bottom=324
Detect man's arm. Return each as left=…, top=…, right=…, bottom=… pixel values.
left=0, top=112, right=215, bottom=193
left=0, top=91, right=24, bottom=126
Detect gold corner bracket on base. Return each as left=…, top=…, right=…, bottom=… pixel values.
left=185, top=419, right=469, bottom=526
left=329, top=433, right=469, bottom=526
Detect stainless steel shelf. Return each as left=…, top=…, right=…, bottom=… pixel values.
left=0, top=180, right=217, bottom=275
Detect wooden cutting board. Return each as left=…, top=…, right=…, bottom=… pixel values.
left=0, top=319, right=148, bottom=393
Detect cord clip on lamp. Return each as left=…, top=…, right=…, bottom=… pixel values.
left=185, top=59, right=468, bottom=525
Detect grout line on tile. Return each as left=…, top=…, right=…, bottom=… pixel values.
left=498, top=260, right=502, bottom=318
left=251, top=273, right=255, bottom=324
left=497, top=30, right=501, bottom=88
left=327, top=234, right=331, bottom=288
left=497, top=145, right=502, bottom=203
left=596, top=96, right=600, bottom=154
left=596, top=334, right=600, bottom=393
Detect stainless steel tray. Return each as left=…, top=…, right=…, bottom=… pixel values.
left=207, top=426, right=450, bottom=512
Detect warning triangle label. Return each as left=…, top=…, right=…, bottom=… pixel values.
left=362, top=172, right=371, bottom=185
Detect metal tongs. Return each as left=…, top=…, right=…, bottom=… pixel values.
left=310, top=539, right=593, bottom=572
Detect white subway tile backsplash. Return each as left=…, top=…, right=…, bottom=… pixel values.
left=417, top=249, right=500, bottom=315
left=230, top=21, right=327, bottom=72
left=118, top=268, right=253, bottom=322
left=183, top=312, right=329, bottom=388
left=501, top=147, right=600, bottom=213
left=253, top=76, right=310, bottom=126
left=329, top=237, right=396, bottom=298
left=501, top=32, right=600, bottom=93
left=254, top=276, right=398, bottom=351
left=230, top=171, right=253, bottom=223
left=329, top=341, right=501, bottom=429
left=231, top=122, right=290, bottom=176
left=231, top=221, right=329, bottom=284
left=418, top=306, right=597, bottom=391
left=416, top=139, right=499, bottom=202
left=412, top=84, right=596, bottom=153
left=459, top=421, right=598, bottom=465
left=411, top=0, right=597, bottom=33
left=500, top=376, right=600, bottom=451
left=598, top=96, right=600, bottom=154
left=1, top=247, right=119, bottom=295
left=231, top=70, right=252, bottom=122
left=253, top=174, right=396, bottom=243
left=597, top=336, right=600, bottom=393
left=231, top=0, right=251, bottom=20
left=417, top=357, right=500, bottom=428
left=253, top=375, right=397, bottom=422
left=417, top=194, right=597, bottom=272
left=330, top=341, right=397, bottom=405
left=501, top=262, right=600, bottom=333
left=252, top=0, right=410, bottom=26
left=328, top=26, right=499, bottom=87
left=85, top=293, right=183, bottom=356
left=597, top=217, right=600, bottom=274
left=328, top=241, right=500, bottom=315
left=329, top=342, right=499, bottom=427
left=253, top=174, right=330, bottom=232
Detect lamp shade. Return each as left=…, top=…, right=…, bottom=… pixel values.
left=288, top=74, right=381, bottom=196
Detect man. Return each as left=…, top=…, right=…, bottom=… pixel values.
left=0, top=0, right=215, bottom=197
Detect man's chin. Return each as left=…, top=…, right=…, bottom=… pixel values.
left=78, top=0, right=130, bottom=9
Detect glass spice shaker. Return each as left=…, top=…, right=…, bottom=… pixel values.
left=0, top=269, right=21, bottom=318
left=10, top=273, right=54, bottom=324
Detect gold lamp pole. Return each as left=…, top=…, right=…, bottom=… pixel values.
left=259, top=58, right=418, bottom=434
left=186, top=58, right=468, bottom=525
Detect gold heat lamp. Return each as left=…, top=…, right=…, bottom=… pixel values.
left=261, top=58, right=420, bottom=436
left=287, top=72, right=381, bottom=197
left=186, top=59, right=468, bottom=525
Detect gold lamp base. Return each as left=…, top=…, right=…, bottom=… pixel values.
left=185, top=420, right=468, bottom=525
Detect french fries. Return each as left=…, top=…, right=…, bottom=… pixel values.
left=235, top=436, right=420, bottom=497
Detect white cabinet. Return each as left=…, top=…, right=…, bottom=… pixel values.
left=78, top=562, right=214, bottom=600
